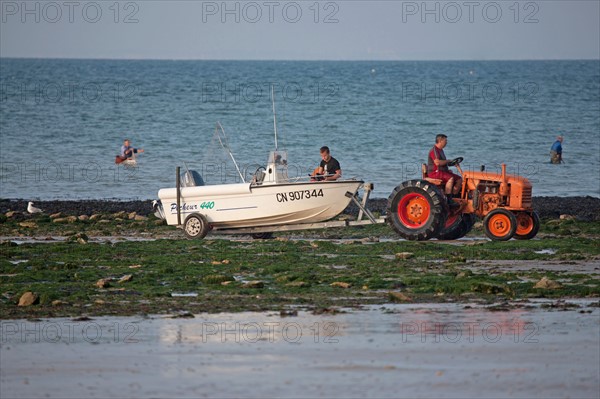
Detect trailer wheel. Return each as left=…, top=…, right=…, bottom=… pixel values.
left=183, top=213, right=210, bottom=239
left=437, top=213, right=475, bottom=240
left=386, top=180, right=447, bottom=241
left=483, top=209, right=517, bottom=241
left=251, top=232, right=274, bottom=240
left=514, top=211, right=540, bottom=240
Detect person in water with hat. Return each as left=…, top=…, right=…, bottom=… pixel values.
left=550, top=136, right=563, bottom=164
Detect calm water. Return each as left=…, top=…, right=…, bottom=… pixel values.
left=1, top=59, right=599, bottom=200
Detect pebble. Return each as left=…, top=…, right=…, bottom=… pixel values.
left=18, top=292, right=38, bottom=306
left=96, top=279, right=111, bottom=288
left=534, top=277, right=562, bottom=289
left=53, top=216, right=77, bottom=223
left=559, top=214, right=575, bottom=220
left=388, top=291, right=412, bottom=302
left=395, top=252, right=414, bottom=260
left=118, top=274, right=133, bottom=283
left=330, top=281, right=351, bottom=289
left=279, top=309, right=298, bottom=317
left=243, top=281, right=265, bottom=289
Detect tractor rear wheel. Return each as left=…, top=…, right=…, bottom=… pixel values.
left=386, top=180, right=447, bottom=241
left=437, top=213, right=476, bottom=240
left=514, top=211, right=540, bottom=240
left=483, top=209, right=517, bottom=241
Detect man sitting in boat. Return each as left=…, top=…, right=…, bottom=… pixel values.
left=311, top=146, right=342, bottom=181
left=116, top=139, right=144, bottom=164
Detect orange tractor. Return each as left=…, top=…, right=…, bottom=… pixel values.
left=386, top=159, right=539, bottom=241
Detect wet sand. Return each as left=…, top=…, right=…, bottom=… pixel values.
left=1, top=301, right=598, bottom=398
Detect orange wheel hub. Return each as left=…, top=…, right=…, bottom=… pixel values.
left=487, top=213, right=512, bottom=236
left=398, top=193, right=431, bottom=227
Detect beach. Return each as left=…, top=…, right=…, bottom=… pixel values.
left=2, top=303, right=599, bottom=398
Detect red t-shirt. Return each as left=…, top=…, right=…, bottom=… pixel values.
left=428, top=146, right=448, bottom=174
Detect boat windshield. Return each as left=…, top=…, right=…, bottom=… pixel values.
left=268, top=150, right=288, bottom=167
left=261, top=150, right=291, bottom=184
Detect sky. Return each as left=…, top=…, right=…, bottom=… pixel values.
left=0, top=0, right=599, bottom=60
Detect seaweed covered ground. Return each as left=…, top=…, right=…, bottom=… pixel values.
left=1, top=208, right=599, bottom=319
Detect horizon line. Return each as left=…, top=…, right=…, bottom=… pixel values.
left=1, top=56, right=599, bottom=62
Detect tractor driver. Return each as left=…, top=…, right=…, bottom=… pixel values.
left=428, top=134, right=461, bottom=207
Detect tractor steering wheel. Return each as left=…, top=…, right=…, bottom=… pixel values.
left=448, top=157, right=464, bottom=167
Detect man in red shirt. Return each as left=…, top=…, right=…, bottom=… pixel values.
left=427, top=134, right=462, bottom=203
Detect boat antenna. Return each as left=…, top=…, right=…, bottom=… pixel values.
left=271, top=85, right=278, bottom=150
left=216, top=122, right=246, bottom=183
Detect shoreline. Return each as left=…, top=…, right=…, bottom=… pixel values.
left=2, top=196, right=599, bottom=221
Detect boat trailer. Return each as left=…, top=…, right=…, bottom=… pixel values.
left=175, top=180, right=386, bottom=236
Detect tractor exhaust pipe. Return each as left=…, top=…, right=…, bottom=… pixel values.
left=499, top=163, right=509, bottom=197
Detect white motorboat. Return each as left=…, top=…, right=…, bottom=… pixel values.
left=158, top=147, right=365, bottom=238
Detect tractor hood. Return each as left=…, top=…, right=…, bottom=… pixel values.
left=463, top=170, right=533, bottom=209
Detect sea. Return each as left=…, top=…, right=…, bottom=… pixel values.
left=1, top=59, right=599, bottom=200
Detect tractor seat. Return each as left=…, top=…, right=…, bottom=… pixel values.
left=422, top=164, right=444, bottom=185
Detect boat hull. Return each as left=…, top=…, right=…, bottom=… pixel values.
left=158, top=180, right=363, bottom=229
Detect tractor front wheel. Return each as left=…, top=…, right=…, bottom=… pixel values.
left=514, top=211, right=540, bottom=240
left=483, top=209, right=517, bottom=241
left=386, top=180, right=447, bottom=241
